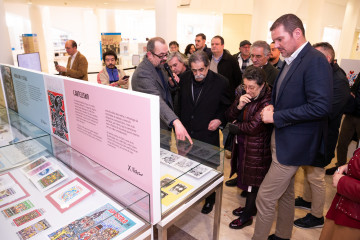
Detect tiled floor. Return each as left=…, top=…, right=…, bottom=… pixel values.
left=169, top=141, right=358, bottom=240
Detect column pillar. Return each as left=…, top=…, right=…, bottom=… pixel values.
left=0, top=0, right=13, bottom=65
left=155, top=0, right=177, bottom=44
left=338, top=0, right=360, bottom=61
left=105, top=9, right=116, bottom=33
left=29, top=4, right=49, bottom=72
left=306, top=0, right=325, bottom=43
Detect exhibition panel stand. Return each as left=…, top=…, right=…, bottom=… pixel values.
left=157, top=129, right=224, bottom=240
left=0, top=107, right=151, bottom=240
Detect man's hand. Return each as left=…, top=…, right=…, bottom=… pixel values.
left=56, top=65, right=67, bottom=73
left=208, top=119, right=221, bottom=131
left=237, top=94, right=252, bottom=110
left=168, top=73, right=180, bottom=87
left=261, top=104, right=274, bottom=123
left=173, top=119, right=193, bottom=144
left=118, top=76, right=129, bottom=86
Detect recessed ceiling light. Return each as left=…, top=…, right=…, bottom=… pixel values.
left=104, top=2, right=109, bottom=4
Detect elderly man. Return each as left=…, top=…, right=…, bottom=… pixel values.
left=195, top=33, right=212, bottom=57
left=56, top=40, right=88, bottom=81
left=167, top=52, right=189, bottom=116
left=233, top=40, right=253, bottom=73
left=209, top=35, right=242, bottom=102
left=167, top=52, right=189, bottom=76
left=256, top=14, right=332, bottom=240
left=250, top=41, right=279, bottom=88
left=132, top=37, right=192, bottom=144
left=269, top=42, right=284, bottom=70
left=178, top=51, right=231, bottom=214
left=97, top=50, right=128, bottom=88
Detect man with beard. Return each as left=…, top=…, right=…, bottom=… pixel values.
left=132, top=37, right=192, bottom=144
left=97, top=50, right=129, bottom=88
left=177, top=51, right=231, bottom=214
left=269, top=42, right=284, bottom=70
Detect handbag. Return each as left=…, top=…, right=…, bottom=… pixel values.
left=224, top=132, right=235, bottom=151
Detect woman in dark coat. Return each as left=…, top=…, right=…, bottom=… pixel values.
left=226, top=66, right=272, bottom=229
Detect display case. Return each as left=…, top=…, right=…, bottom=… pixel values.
left=0, top=107, right=51, bottom=172
left=0, top=108, right=151, bottom=240
left=157, top=129, right=224, bottom=240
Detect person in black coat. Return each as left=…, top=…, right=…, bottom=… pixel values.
left=178, top=51, right=231, bottom=146
left=209, top=35, right=242, bottom=102
left=293, top=42, right=351, bottom=229
left=178, top=51, right=231, bottom=214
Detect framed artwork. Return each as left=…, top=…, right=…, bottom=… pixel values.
left=45, top=177, right=95, bottom=213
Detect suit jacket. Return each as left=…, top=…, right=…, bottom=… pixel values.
left=132, top=56, right=178, bottom=129
left=313, top=63, right=351, bottom=167
left=61, top=51, right=88, bottom=80
left=209, top=51, right=242, bottom=102
left=178, top=70, right=231, bottom=146
left=262, top=62, right=279, bottom=88
left=272, top=42, right=333, bottom=166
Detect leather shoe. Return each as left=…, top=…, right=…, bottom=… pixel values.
left=268, top=234, right=290, bottom=240
left=201, top=202, right=214, bottom=214
left=229, top=216, right=253, bottom=229
left=225, top=177, right=237, bottom=187
left=232, top=206, right=245, bottom=216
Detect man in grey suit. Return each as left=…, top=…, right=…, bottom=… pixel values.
left=132, top=37, right=192, bottom=143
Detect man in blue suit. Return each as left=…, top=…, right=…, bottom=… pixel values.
left=253, top=14, right=333, bottom=240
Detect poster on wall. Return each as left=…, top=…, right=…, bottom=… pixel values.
left=10, top=67, right=50, bottom=133
left=22, top=34, right=39, bottom=54
left=340, top=59, right=360, bottom=86
left=44, top=75, right=70, bottom=143
left=0, top=66, right=18, bottom=112
left=101, top=33, right=121, bottom=65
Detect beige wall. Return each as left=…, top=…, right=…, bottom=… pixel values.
left=222, top=14, right=252, bottom=55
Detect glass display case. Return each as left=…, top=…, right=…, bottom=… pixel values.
left=0, top=107, right=51, bottom=172
left=0, top=108, right=151, bottom=240
left=159, top=129, right=224, bottom=216
left=157, top=129, right=224, bottom=240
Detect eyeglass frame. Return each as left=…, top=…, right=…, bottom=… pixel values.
left=151, top=51, right=168, bottom=59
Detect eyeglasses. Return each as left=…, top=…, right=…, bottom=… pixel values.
left=240, top=84, right=257, bottom=91
left=151, top=52, right=168, bottom=59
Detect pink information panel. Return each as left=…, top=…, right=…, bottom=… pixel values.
left=63, top=80, right=160, bottom=223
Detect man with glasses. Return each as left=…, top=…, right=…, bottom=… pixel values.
left=177, top=51, right=231, bottom=214
left=250, top=41, right=279, bottom=88
left=132, top=37, right=192, bottom=144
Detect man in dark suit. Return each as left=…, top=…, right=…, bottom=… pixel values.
left=195, top=33, right=212, bottom=57
left=209, top=35, right=242, bottom=102
left=255, top=14, right=332, bottom=240
left=250, top=40, right=279, bottom=88
left=132, top=37, right=192, bottom=144
left=178, top=51, right=231, bottom=213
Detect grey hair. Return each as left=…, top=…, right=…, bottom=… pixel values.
left=189, top=51, right=209, bottom=67
left=167, top=52, right=188, bottom=65
left=251, top=40, right=271, bottom=56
